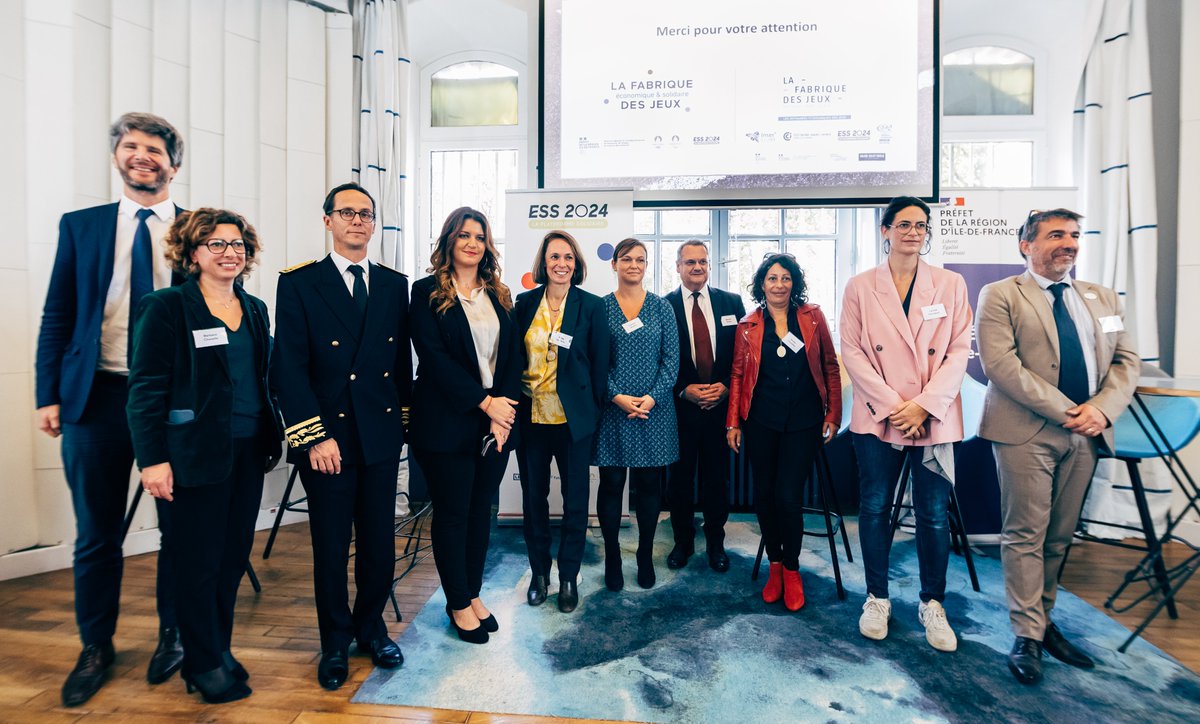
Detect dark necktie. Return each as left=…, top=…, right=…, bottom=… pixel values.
left=348, top=264, right=368, bottom=318
left=128, top=208, right=155, bottom=364
left=691, top=291, right=714, bottom=383
left=1049, top=282, right=1088, bottom=404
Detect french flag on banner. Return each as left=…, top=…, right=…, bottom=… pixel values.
left=939, top=197, right=966, bottom=206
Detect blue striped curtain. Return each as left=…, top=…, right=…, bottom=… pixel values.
left=352, top=0, right=410, bottom=268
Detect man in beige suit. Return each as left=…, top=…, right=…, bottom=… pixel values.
left=977, top=208, right=1139, bottom=685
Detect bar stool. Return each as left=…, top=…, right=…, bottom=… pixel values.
left=262, top=465, right=307, bottom=560
left=751, top=388, right=856, bottom=600
left=886, top=375, right=984, bottom=592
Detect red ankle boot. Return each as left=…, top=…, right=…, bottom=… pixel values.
left=782, top=568, right=805, bottom=611
left=762, top=562, right=784, bottom=603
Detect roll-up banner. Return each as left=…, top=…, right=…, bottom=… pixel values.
left=498, top=188, right=636, bottom=525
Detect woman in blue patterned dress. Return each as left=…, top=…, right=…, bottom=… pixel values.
left=593, top=237, right=679, bottom=591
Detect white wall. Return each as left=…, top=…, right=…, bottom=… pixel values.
left=0, top=0, right=353, bottom=570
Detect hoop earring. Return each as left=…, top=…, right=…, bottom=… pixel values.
left=882, top=239, right=891, bottom=254
left=919, top=238, right=932, bottom=256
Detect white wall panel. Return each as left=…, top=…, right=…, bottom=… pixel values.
left=0, top=0, right=26, bottom=81
left=34, top=468, right=72, bottom=547
left=111, top=17, right=153, bottom=117
left=286, top=79, right=325, bottom=154
left=0, top=271, right=31, bottom=374
left=73, top=15, right=112, bottom=201
left=285, top=149, right=327, bottom=262
left=24, top=19, right=75, bottom=245
left=325, top=10, right=353, bottom=187
left=188, top=0, right=224, bottom=133
left=286, top=0, right=325, bottom=85
left=224, top=0, right=259, bottom=40
left=73, top=0, right=110, bottom=26
left=224, top=32, right=260, bottom=199
left=150, top=58, right=190, bottom=190
left=188, top=127, right=224, bottom=206
left=0, top=74, right=28, bottom=272
left=258, top=141, right=287, bottom=307
left=0, top=372, right=37, bottom=554
left=1173, top=265, right=1200, bottom=377
left=152, top=0, right=189, bottom=66
left=258, top=0, right=287, bottom=148
left=170, top=180, right=191, bottom=210
left=25, top=0, right=72, bottom=26
left=111, top=0, right=151, bottom=26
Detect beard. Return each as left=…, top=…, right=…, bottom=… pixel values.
left=118, top=161, right=171, bottom=194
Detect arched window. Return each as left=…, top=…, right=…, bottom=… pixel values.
left=943, top=46, right=1034, bottom=116
left=430, top=61, right=519, bottom=127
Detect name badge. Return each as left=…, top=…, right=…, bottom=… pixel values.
left=921, top=303, right=947, bottom=321
left=1100, top=315, right=1124, bottom=333
left=721, top=314, right=738, bottom=326
left=622, top=318, right=644, bottom=334
left=192, top=327, right=229, bottom=348
left=781, top=332, right=804, bottom=353
left=550, top=331, right=573, bottom=349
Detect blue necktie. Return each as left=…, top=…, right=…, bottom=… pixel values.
left=1049, top=283, right=1088, bottom=405
left=131, top=208, right=155, bottom=311
left=128, top=208, right=155, bottom=365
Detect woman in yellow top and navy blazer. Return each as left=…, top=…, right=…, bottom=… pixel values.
left=409, top=207, right=523, bottom=645
left=127, top=209, right=282, bottom=704
left=514, top=231, right=610, bottom=613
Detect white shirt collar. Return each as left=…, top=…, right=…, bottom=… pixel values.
left=682, top=283, right=710, bottom=301
left=118, top=194, right=176, bottom=221
left=330, top=250, right=369, bottom=277
left=1029, top=268, right=1072, bottom=291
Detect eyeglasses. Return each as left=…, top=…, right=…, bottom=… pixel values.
left=204, top=239, right=247, bottom=255
left=332, top=208, right=376, bottom=224
left=886, top=221, right=930, bottom=235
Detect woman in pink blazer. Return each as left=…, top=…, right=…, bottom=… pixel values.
left=839, top=196, right=972, bottom=653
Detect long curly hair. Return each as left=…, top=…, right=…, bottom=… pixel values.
left=426, top=207, right=511, bottom=315
left=163, top=208, right=260, bottom=280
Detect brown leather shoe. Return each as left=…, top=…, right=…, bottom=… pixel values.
left=62, top=642, right=115, bottom=707
left=147, top=627, right=184, bottom=684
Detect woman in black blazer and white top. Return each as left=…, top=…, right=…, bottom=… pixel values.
left=513, top=231, right=610, bottom=614
left=409, top=207, right=522, bottom=644
left=127, top=209, right=282, bottom=704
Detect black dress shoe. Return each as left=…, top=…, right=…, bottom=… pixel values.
left=1043, top=623, right=1095, bottom=669
left=666, top=543, right=693, bottom=570
left=604, top=557, right=624, bottom=592
left=147, top=626, right=184, bottom=684
left=707, top=547, right=730, bottom=573
left=222, top=651, right=249, bottom=682
left=62, top=642, right=115, bottom=707
left=1008, top=636, right=1043, bottom=685
left=363, top=637, right=404, bottom=669
left=636, top=549, right=656, bottom=589
left=527, top=574, right=549, bottom=606
left=558, top=578, right=579, bottom=613
left=317, top=650, right=349, bottom=690
left=183, top=666, right=251, bottom=704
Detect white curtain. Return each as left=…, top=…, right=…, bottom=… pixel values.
left=1077, top=0, right=1167, bottom=538
left=352, top=0, right=411, bottom=268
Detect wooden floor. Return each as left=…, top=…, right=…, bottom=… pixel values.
left=0, top=522, right=1196, bottom=722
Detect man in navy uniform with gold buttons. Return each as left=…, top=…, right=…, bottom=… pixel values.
left=271, top=182, right=412, bottom=690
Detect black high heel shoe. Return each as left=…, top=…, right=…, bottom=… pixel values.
left=221, top=651, right=249, bottom=682
left=605, top=555, right=624, bottom=592
left=182, top=667, right=251, bottom=704
left=636, top=547, right=656, bottom=589
left=445, top=605, right=489, bottom=644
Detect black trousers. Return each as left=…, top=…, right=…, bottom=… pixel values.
left=744, top=418, right=822, bottom=569
left=416, top=447, right=509, bottom=610
left=170, top=438, right=264, bottom=675
left=60, top=370, right=177, bottom=646
left=299, top=453, right=399, bottom=653
left=597, top=466, right=663, bottom=558
left=515, top=410, right=592, bottom=581
left=668, top=400, right=730, bottom=548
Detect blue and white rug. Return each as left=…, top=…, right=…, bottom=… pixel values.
left=354, top=515, right=1200, bottom=723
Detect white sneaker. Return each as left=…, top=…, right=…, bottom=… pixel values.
left=859, top=594, right=891, bottom=640
left=919, top=599, right=958, bottom=652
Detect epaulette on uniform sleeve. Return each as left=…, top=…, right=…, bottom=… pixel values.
left=279, top=259, right=316, bottom=274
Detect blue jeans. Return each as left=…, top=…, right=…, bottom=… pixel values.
left=853, top=433, right=951, bottom=603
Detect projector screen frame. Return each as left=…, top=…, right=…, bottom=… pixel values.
left=537, top=0, right=941, bottom=209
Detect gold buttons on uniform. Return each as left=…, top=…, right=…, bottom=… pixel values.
left=337, top=412, right=346, bottom=418
left=350, top=373, right=357, bottom=381
left=331, top=340, right=340, bottom=347
left=388, top=337, right=395, bottom=342
left=383, top=371, right=390, bottom=377
left=386, top=407, right=393, bottom=413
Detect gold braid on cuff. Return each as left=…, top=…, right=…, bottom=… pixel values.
left=285, top=416, right=327, bottom=449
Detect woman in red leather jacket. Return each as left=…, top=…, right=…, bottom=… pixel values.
left=726, top=253, right=841, bottom=611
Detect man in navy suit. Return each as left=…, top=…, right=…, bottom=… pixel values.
left=665, top=241, right=746, bottom=572
left=35, top=112, right=186, bottom=706
left=271, top=183, right=413, bottom=690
